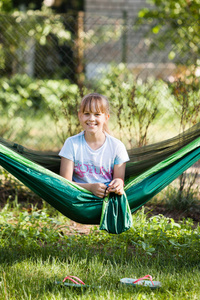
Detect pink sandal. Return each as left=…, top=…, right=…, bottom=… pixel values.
left=55, top=275, right=101, bottom=288
left=63, top=275, right=85, bottom=285
left=120, top=274, right=161, bottom=288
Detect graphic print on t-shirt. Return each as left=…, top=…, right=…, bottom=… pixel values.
left=74, top=160, right=113, bottom=181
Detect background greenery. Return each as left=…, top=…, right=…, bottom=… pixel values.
left=1, top=65, right=200, bottom=150
left=0, top=1, right=200, bottom=299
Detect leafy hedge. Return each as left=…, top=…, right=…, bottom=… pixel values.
left=0, top=74, right=79, bottom=118
left=0, top=66, right=200, bottom=147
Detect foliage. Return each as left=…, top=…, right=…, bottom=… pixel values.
left=136, top=0, right=200, bottom=67
left=1, top=65, right=200, bottom=147
left=0, top=0, right=42, bottom=12
left=168, top=77, right=200, bottom=203
left=82, top=16, right=122, bottom=51
left=0, top=6, right=71, bottom=77
left=0, top=70, right=168, bottom=146
left=1, top=201, right=200, bottom=261
left=0, top=74, right=79, bottom=116
left=0, top=167, right=43, bottom=206
left=96, top=64, right=175, bottom=146
left=169, top=78, right=200, bottom=131
left=0, top=74, right=81, bottom=147
left=0, top=0, right=13, bottom=12
left=162, top=180, right=200, bottom=212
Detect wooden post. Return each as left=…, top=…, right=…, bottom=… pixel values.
left=122, top=10, right=127, bottom=63
left=75, top=11, right=85, bottom=90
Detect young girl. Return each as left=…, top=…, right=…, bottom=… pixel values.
left=59, top=93, right=129, bottom=198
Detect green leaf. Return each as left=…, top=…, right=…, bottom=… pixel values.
left=168, top=51, right=176, bottom=60
left=152, top=25, right=161, bottom=34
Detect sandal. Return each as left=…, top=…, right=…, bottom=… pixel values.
left=120, top=275, right=161, bottom=289
left=55, top=275, right=101, bottom=288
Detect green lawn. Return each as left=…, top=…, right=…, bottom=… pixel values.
left=0, top=203, right=200, bottom=300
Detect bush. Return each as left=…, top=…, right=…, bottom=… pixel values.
left=0, top=74, right=78, bottom=118
left=1, top=66, right=199, bottom=148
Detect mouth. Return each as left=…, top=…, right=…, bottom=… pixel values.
left=87, top=123, right=97, bottom=127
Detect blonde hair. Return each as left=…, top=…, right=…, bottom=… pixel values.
left=79, top=93, right=110, bottom=132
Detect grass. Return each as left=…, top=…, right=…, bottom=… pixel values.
left=1, top=200, right=200, bottom=300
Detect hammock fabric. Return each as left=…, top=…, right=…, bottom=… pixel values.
left=0, top=122, right=200, bottom=234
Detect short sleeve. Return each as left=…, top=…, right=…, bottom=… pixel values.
left=59, top=138, right=74, bottom=162
left=114, top=142, right=129, bottom=165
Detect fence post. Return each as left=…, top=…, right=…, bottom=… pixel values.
left=122, top=10, right=127, bottom=63
left=75, top=11, right=85, bottom=90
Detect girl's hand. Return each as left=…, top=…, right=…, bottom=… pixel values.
left=89, top=183, right=109, bottom=198
left=107, top=178, right=124, bottom=195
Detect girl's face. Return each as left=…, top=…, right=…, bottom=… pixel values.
left=78, top=100, right=109, bottom=134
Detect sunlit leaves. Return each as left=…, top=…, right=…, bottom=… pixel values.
left=0, top=6, right=71, bottom=74
left=137, top=0, right=200, bottom=66
left=168, top=51, right=176, bottom=60
left=0, top=0, right=13, bottom=12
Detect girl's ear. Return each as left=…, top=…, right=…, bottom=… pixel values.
left=105, top=114, right=110, bottom=122
left=103, top=114, right=110, bottom=133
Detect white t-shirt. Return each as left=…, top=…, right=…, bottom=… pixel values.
left=59, top=131, right=129, bottom=185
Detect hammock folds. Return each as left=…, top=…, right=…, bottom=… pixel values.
left=0, top=122, right=200, bottom=233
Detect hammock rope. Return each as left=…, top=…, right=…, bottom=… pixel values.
left=0, top=122, right=200, bottom=234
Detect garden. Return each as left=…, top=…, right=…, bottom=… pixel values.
left=1, top=1, right=200, bottom=299
left=0, top=66, right=200, bottom=299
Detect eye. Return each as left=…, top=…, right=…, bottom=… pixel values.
left=84, top=112, right=90, bottom=115
left=95, top=113, right=101, bottom=116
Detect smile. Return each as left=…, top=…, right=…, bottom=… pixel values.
left=87, top=123, right=97, bottom=126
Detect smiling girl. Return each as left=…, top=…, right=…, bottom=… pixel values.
left=59, top=93, right=129, bottom=198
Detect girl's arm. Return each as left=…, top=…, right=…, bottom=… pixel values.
left=60, top=157, right=108, bottom=198
left=107, top=163, right=126, bottom=195
left=60, top=157, right=74, bottom=180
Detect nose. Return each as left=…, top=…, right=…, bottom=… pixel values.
left=89, top=114, right=95, bottom=121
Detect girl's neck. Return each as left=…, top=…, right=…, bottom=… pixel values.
left=84, top=131, right=106, bottom=150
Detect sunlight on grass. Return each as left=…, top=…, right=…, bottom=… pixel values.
left=1, top=205, right=200, bottom=299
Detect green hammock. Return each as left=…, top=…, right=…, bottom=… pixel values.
left=0, top=122, right=200, bottom=234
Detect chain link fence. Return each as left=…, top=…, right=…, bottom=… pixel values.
left=0, top=11, right=200, bottom=150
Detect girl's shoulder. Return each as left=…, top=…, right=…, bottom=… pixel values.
left=105, top=132, right=125, bottom=147
left=65, top=131, right=84, bottom=143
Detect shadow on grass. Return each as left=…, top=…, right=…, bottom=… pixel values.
left=1, top=235, right=200, bottom=269
left=1, top=237, right=200, bottom=300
